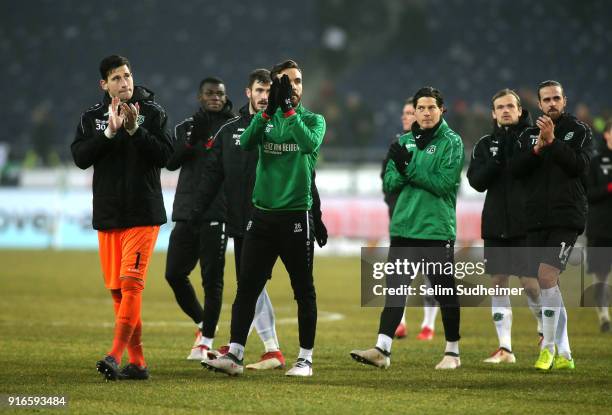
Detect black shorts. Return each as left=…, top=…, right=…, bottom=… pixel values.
left=587, top=237, right=612, bottom=276
left=526, top=228, right=579, bottom=277
left=484, top=238, right=530, bottom=277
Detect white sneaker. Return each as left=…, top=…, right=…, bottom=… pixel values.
left=245, top=351, right=286, bottom=370
left=188, top=345, right=209, bottom=361
left=201, top=353, right=243, bottom=376
left=285, top=358, right=312, bottom=377
left=435, top=354, right=461, bottom=369
left=483, top=348, right=516, bottom=364
left=187, top=331, right=208, bottom=361
left=350, top=347, right=390, bottom=369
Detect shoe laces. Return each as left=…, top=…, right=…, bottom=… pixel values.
left=295, top=358, right=312, bottom=368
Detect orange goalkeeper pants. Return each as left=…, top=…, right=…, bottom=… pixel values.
left=98, top=226, right=160, bottom=366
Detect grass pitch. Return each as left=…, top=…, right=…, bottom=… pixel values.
left=0, top=250, right=611, bottom=414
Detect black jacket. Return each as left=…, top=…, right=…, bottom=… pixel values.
left=586, top=139, right=612, bottom=239
left=71, top=86, right=173, bottom=230
left=511, top=113, right=592, bottom=232
left=381, top=132, right=404, bottom=219
left=195, top=104, right=324, bottom=238
left=467, top=111, right=532, bottom=239
left=167, top=104, right=234, bottom=222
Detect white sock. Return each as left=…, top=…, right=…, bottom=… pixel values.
left=596, top=306, right=610, bottom=323
left=593, top=274, right=610, bottom=322
left=263, top=337, right=279, bottom=353
left=200, top=336, right=214, bottom=349
left=491, top=295, right=512, bottom=351
left=421, top=306, right=438, bottom=329
left=376, top=333, right=393, bottom=354
left=400, top=310, right=406, bottom=325
left=197, top=321, right=204, bottom=331
left=527, top=294, right=543, bottom=334
left=541, top=286, right=562, bottom=353
left=298, top=347, right=313, bottom=363
left=229, top=343, right=244, bottom=361
left=445, top=341, right=459, bottom=355
left=555, top=298, right=571, bottom=360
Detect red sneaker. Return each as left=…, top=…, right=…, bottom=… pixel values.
left=416, top=326, right=434, bottom=341
left=246, top=350, right=286, bottom=370
left=394, top=323, right=407, bottom=339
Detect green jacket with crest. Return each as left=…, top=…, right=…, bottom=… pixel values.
left=384, top=119, right=464, bottom=240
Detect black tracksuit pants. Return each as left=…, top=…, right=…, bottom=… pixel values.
left=165, top=220, right=228, bottom=338
left=230, top=209, right=316, bottom=349
left=378, top=237, right=461, bottom=342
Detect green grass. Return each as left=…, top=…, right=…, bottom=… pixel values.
left=0, top=250, right=611, bottom=414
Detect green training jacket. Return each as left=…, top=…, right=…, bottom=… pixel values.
left=240, top=104, right=326, bottom=210
left=384, top=119, right=464, bottom=240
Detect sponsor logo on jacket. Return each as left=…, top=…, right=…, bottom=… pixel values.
left=263, top=141, right=300, bottom=155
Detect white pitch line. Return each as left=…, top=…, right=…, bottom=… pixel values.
left=2, top=311, right=345, bottom=328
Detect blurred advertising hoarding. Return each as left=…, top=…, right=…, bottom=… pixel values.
left=0, top=189, right=482, bottom=251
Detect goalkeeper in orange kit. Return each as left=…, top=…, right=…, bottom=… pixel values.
left=71, top=55, right=173, bottom=381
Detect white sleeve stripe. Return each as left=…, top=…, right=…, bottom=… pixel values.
left=79, top=103, right=103, bottom=134
left=212, top=116, right=242, bottom=140
left=442, top=132, right=463, bottom=167
left=174, top=118, right=192, bottom=139
left=576, top=121, right=589, bottom=148
left=471, top=134, right=490, bottom=159
left=140, top=101, right=165, bottom=113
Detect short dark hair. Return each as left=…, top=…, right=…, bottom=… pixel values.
left=99, top=55, right=131, bottom=80
left=270, top=59, right=301, bottom=79
left=199, top=76, right=224, bottom=93
left=605, top=118, right=612, bottom=134
left=491, top=88, right=522, bottom=109
left=412, top=87, right=444, bottom=109
left=404, top=97, right=414, bottom=107
left=247, top=69, right=271, bottom=88
left=537, top=80, right=564, bottom=100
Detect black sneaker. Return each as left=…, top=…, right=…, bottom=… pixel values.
left=601, top=320, right=610, bottom=333
left=118, top=363, right=150, bottom=380
left=96, top=355, right=120, bottom=381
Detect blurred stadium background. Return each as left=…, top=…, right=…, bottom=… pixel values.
left=1, top=0, right=609, bottom=252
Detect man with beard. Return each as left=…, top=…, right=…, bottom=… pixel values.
left=195, top=69, right=327, bottom=370
left=203, top=59, right=325, bottom=377
left=164, top=77, right=235, bottom=360
left=382, top=98, right=439, bottom=341
left=467, top=89, right=543, bottom=364
left=351, top=87, right=464, bottom=370
left=512, top=80, right=592, bottom=370
left=72, top=55, right=173, bottom=381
